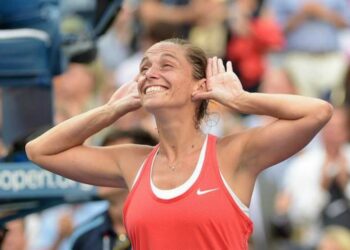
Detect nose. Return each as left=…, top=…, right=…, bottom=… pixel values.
left=144, top=65, right=160, bottom=79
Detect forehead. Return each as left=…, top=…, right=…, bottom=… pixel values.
left=144, top=42, right=187, bottom=61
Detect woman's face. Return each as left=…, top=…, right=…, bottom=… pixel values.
left=138, top=42, right=198, bottom=112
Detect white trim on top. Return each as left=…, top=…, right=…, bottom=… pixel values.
left=150, top=135, right=208, bottom=200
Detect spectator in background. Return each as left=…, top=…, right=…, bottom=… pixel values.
left=48, top=213, right=75, bottom=250
left=26, top=199, right=108, bottom=250
left=54, top=62, right=108, bottom=121
left=54, top=60, right=114, bottom=146
left=25, top=130, right=156, bottom=250
left=0, top=0, right=63, bottom=75
left=244, top=67, right=299, bottom=186
left=0, top=227, right=7, bottom=246
left=138, top=0, right=207, bottom=39
left=244, top=67, right=298, bottom=250
left=26, top=61, right=112, bottom=250
left=71, top=188, right=131, bottom=250
left=97, top=4, right=135, bottom=71
left=227, top=0, right=284, bottom=92
left=319, top=110, right=350, bottom=230
left=138, top=0, right=229, bottom=54
left=317, top=226, right=350, bottom=250
left=0, top=219, right=27, bottom=250
left=69, top=128, right=157, bottom=250
left=188, top=0, right=227, bottom=58
left=278, top=107, right=350, bottom=248
left=269, top=0, right=350, bottom=100
left=114, top=22, right=182, bottom=88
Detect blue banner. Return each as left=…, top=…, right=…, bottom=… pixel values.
left=0, top=162, right=97, bottom=201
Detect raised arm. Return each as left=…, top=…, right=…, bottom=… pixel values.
left=139, top=0, right=223, bottom=27
left=192, top=57, right=333, bottom=176
left=278, top=2, right=348, bottom=34
left=227, top=89, right=332, bottom=174
left=26, top=77, right=147, bottom=188
left=139, top=0, right=196, bottom=26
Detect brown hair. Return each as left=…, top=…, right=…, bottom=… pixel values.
left=161, top=38, right=209, bottom=128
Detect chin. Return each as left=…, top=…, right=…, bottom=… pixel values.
left=142, top=98, right=167, bottom=112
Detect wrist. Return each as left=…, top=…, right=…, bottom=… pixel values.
left=102, top=102, right=126, bottom=121
left=227, top=91, right=250, bottom=112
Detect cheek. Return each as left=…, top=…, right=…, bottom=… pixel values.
left=165, top=72, right=193, bottom=97
left=174, top=84, right=192, bottom=99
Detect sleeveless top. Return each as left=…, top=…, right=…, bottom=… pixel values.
left=123, top=134, right=253, bottom=250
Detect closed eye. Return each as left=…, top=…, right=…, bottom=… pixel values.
left=140, top=66, right=149, bottom=73
left=162, top=64, right=173, bottom=69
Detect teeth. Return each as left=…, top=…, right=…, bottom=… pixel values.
left=145, top=86, right=167, bottom=94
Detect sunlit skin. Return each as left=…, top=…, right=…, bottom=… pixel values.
left=26, top=40, right=333, bottom=211
left=137, top=43, right=204, bottom=126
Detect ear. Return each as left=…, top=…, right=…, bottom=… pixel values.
left=193, top=78, right=207, bottom=92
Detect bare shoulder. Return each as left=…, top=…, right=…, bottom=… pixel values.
left=216, top=129, right=253, bottom=154
left=215, top=129, right=261, bottom=206
left=216, top=128, right=258, bottom=173
left=105, top=143, right=155, bottom=188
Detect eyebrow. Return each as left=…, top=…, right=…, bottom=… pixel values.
left=140, top=57, right=148, bottom=66
left=160, top=53, right=180, bottom=63
left=140, top=53, right=180, bottom=66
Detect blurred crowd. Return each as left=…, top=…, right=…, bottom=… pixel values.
left=1, top=0, right=350, bottom=249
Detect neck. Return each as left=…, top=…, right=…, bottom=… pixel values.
left=155, top=112, right=205, bottom=161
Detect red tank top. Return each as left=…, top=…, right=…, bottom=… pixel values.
left=123, top=134, right=253, bottom=250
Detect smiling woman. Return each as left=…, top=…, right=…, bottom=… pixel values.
left=25, top=38, right=333, bottom=250
left=138, top=38, right=209, bottom=128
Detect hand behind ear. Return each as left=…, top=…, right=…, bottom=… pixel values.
left=107, top=75, right=145, bottom=112
left=192, top=57, right=244, bottom=106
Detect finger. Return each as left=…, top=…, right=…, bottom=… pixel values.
left=134, top=74, right=144, bottom=84
left=226, top=61, right=233, bottom=73
left=206, top=80, right=212, bottom=91
left=206, top=58, right=212, bottom=78
left=218, top=58, right=225, bottom=73
left=192, top=92, right=212, bottom=101
left=136, top=75, right=146, bottom=93
left=212, top=57, right=218, bottom=75
left=192, top=91, right=212, bottom=101
left=137, top=75, right=146, bottom=83
left=136, top=75, right=146, bottom=89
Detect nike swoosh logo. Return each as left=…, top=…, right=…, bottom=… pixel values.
left=196, top=188, right=219, bottom=195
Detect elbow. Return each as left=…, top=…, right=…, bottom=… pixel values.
left=25, top=141, right=39, bottom=162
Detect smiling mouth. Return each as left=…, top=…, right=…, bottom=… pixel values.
left=144, top=86, right=168, bottom=95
